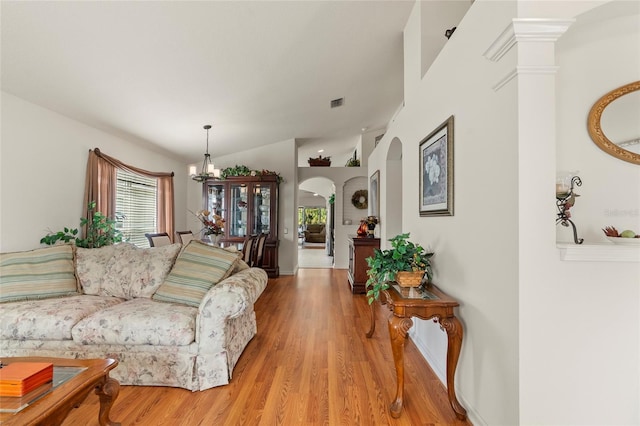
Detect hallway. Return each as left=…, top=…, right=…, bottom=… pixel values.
left=297, top=244, right=333, bottom=268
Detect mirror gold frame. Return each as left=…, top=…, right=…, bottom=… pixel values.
left=587, top=80, right=640, bottom=165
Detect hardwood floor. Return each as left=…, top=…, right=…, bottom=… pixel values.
left=62, top=269, right=471, bottom=425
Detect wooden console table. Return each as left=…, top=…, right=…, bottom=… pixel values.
left=366, top=283, right=467, bottom=420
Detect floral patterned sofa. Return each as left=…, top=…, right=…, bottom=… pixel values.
left=0, top=240, right=268, bottom=391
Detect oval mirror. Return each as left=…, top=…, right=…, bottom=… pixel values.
left=587, top=80, right=640, bottom=165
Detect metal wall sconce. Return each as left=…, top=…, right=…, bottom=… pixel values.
left=556, top=175, right=584, bottom=244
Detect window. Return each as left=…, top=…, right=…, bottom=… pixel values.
left=115, top=169, right=157, bottom=247
left=298, top=207, right=327, bottom=227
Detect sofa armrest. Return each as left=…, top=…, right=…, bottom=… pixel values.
left=195, top=267, right=268, bottom=346
left=217, top=267, right=268, bottom=306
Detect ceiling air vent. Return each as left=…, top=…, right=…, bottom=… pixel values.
left=330, top=98, right=344, bottom=108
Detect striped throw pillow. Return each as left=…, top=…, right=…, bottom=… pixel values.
left=152, top=240, right=240, bottom=307
left=0, top=244, right=78, bottom=303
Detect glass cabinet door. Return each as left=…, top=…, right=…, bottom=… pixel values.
left=206, top=184, right=225, bottom=218
left=229, top=184, right=248, bottom=238
left=252, top=184, right=271, bottom=235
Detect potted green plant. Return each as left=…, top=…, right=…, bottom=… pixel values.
left=365, top=233, right=434, bottom=304
left=40, top=201, right=123, bottom=248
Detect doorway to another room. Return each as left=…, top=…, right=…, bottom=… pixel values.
left=298, top=203, right=333, bottom=268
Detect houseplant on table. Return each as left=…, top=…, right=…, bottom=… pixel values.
left=365, top=233, right=434, bottom=304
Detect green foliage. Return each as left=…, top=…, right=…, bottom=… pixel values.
left=220, top=164, right=251, bottom=178
left=219, top=164, right=283, bottom=183
left=329, top=194, right=335, bottom=205
left=346, top=150, right=359, bottom=167
left=40, top=201, right=123, bottom=248
left=365, top=233, right=434, bottom=304
left=299, top=207, right=326, bottom=225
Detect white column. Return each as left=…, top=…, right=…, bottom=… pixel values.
left=485, top=17, right=574, bottom=424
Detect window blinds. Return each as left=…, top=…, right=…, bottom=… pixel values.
left=115, top=169, right=157, bottom=248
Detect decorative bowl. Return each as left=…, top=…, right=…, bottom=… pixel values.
left=606, top=237, right=640, bottom=245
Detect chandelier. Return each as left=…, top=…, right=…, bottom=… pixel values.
left=190, top=124, right=220, bottom=182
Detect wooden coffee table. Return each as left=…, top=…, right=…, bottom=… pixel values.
left=0, top=357, right=120, bottom=426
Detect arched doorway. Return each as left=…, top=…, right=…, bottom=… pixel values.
left=382, top=137, right=403, bottom=245
left=298, top=176, right=334, bottom=268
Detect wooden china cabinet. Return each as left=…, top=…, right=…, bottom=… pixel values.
left=203, top=175, right=279, bottom=277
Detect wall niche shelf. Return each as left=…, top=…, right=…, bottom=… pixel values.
left=557, top=243, right=640, bottom=262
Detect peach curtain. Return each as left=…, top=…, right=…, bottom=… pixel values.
left=84, top=148, right=175, bottom=241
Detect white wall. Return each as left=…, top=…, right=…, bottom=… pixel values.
left=381, top=138, right=403, bottom=244
left=556, top=1, right=640, bottom=241
left=342, top=176, right=368, bottom=227
left=298, top=192, right=326, bottom=208
left=360, top=128, right=385, bottom=168
left=520, top=2, right=640, bottom=425
left=371, top=2, right=520, bottom=424
left=420, top=0, right=472, bottom=78
left=1, top=92, right=188, bottom=252
left=369, top=1, right=639, bottom=425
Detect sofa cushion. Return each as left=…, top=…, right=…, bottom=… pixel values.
left=153, top=240, right=240, bottom=307
left=75, top=243, right=133, bottom=295
left=72, top=298, right=196, bottom=346
left=0, top=295, right=124, bottom=340
left=101, top=243, right=181, bottom=299
left=0, top=244, right=78, bottom=303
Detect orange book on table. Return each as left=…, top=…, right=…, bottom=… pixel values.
left=0, top=362, right=53, bottom=397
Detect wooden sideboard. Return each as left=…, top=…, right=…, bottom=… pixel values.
left=347, top=235, right=380, bottom=294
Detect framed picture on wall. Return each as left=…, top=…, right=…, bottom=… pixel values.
left=370, top=170, right=380, bottom=218
left=419, top=115, right=454, bottom=216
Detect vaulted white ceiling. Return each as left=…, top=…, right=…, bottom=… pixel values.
left=1, top=1, right=461, bottom=164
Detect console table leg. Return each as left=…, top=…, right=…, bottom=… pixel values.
left=96, top=375, right=121, bottom=426
left=366, top=300, right=376, bottom=338
left=441, top=316, right=467, bottom=420
left=388, top=315, right=413, bottom=418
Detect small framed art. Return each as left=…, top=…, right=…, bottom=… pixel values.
left=419, top=115, right=454, bottom=216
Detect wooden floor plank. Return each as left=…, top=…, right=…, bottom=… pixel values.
left=60, top=268, right=471, bottom=425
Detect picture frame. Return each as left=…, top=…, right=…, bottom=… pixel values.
left=370, top=170, right=380, bottom=217
left=419, top=115, right=454, bottom=216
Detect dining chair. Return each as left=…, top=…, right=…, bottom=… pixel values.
left=175, top=230, right=195, bottom=245
left=241, top=234, right=258, bottom=266
left=253, top=232, right=268, bottom=268
left=145, top=232, right=171, bottom=247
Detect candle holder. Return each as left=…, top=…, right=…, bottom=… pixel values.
left=556, top=175, right=583, bottom=244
